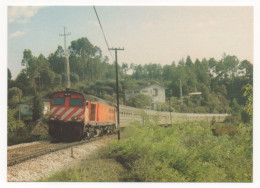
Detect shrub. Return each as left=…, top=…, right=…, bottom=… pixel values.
left=102, top=121, right=252, bottom=182
left=212, top=123, right=238, bottom=136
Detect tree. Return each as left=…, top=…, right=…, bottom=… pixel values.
left=122, top=62, right=129, bottom=76
left=8, top=108, right=25, bottom=132
left=243, top=84, right=253, bottom=119
left=69, top=37, right=103, bottom=80
left=32, top=91, right=43, bottom=121
left=185, top=56, right=193, bottom=68
left=8, top=87, right=22, bottom=108
left=21, top=49, right=38, bottom=79
left=15, top=69, right=32, bottom=95
left=48, top=45, right=66, bottom=75
left=8, top=68, right=16, bottom=88
left=231, top=98, right=240, bottom=114
left=126, top=94, right=152, bottom=108
left=239, top=60, right=253, bottom=84
left=8, top=68, right=12, bottom=80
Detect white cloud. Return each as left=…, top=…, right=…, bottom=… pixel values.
left=8, top=6, right=42, bottom=23
left=9, top=31, right=26, bottom=39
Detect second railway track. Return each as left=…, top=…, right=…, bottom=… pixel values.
left=7, top=136, right=105, bottom=166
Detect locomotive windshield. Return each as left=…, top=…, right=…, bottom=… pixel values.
left=52, top=97, right=65, bottom=105
left=69, top=98, right=84, bottom=106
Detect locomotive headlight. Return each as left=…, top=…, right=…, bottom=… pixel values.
left=72, top=116, right=78, bottom=120
left=50, top=115, right=58, bottom=120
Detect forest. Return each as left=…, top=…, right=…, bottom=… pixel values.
left=7, top=37, right=253, bottom=144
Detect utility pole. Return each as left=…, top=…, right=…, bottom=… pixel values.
left=168, top=89, right=172, bottom=125
left=179, top=79, right=183, bottom=105
left=59, top=27, right=71, bottom=89
left=109, top=47, right=124, bottom=140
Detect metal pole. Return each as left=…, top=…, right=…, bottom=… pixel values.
left=60, top=27, right=71, bottom=89
left=115, top=50, right=120, bottom=140
left=109, top=48, right=124, bottom=140
left=179, top=79, right=183, bottom=105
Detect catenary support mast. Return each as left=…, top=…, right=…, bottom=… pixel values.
left=60, top=27, right=71, bottom=88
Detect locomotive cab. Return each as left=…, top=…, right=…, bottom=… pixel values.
left=49, top=89, right=86, bottom=141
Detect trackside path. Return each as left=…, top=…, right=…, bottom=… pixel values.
left=7, top=135, right=116, bottom=182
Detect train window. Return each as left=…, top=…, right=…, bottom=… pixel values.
left=52, top=97, right=65, bottom=105
left=70, top=98, right=84, bottom=106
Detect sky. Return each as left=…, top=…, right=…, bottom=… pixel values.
left=7, top=5, right=253, bottom=79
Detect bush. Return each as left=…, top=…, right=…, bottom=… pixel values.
left=126, top=94, right=152, bottom=108
left=8, top=108, right=42, bottom=146
left=212, top=123, right=238, bottom=136
left=102, top=121, right=252, bottom=182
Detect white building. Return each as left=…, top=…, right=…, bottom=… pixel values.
left=20, top=99, right=50, bottom=117
left=125, top=81, right=166, bottom=109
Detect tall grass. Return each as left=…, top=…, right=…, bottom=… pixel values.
left=101, top=122, right=252, bottom=182
left=43, top=121, right=252, bottom=182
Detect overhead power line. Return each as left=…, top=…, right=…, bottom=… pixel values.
left=93, top=6, right=114, bottom=61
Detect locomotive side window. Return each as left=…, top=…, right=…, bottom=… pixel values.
left=52, top=97, right=65, bottom=105
left=69, top=98, right=84, bottom=106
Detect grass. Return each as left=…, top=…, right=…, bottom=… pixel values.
left=42, top=121, right=253, bottom=182
left=41, top=153, right=127, bottom=182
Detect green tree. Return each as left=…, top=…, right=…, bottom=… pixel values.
left=126, top=94, right=152, bottom=108
left=8, top=108, right=25, bottom=132
left=8, top=68, right=12, bottom=80
left=239, top=60, right=253, bottom=84
left=231, top=98, right=241, bottom=114
left=69, top=37, right=103, bottom=80
left=15, top=69, right=32, bottom=96
left=8, top=87, right=22, bottom=108
left=48, top=45, right=66, bottom=75
left=243, top=84, right=253, bottom=118
left=32, top=91, right=43, bottom=121
left=122, top=62, right=129, bottom=76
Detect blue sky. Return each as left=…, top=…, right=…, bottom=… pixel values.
left=8, top=6, right=253, bottom=78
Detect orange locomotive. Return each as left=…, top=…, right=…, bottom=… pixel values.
left=49, top=89, right=116, bottom=141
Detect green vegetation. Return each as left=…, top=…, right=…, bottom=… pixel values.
left=43, top=154, right=127, bottom=182
left=7, top=108, right=49, bottom=145
left=7, top=36, right=253, bottom=145
left=8, top=37, right=253, bottom=114
left=43, top=120, right=252, bottom=182
left=126, top=94, right=152, bottom=108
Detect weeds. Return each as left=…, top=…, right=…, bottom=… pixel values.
left=102, top=122, right=252, bottom=182
left=43, top=121, right=252, bottom=182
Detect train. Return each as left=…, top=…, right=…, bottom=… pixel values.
left=49, top=89, right=116, bottom=141
left=49, top=89, right=229, bottom=141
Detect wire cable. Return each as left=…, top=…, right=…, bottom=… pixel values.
left=93, top=6, right=114, bottom=61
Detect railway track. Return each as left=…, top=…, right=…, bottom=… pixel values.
left=7, top=136, right=105, bottom=166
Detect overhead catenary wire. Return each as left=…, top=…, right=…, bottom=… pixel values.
left=93, top=6, right=114, bottom=61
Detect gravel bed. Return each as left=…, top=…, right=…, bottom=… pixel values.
left=7, top=135, right=116, bottom=182
left=8, top=140, right=49, bottom=150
